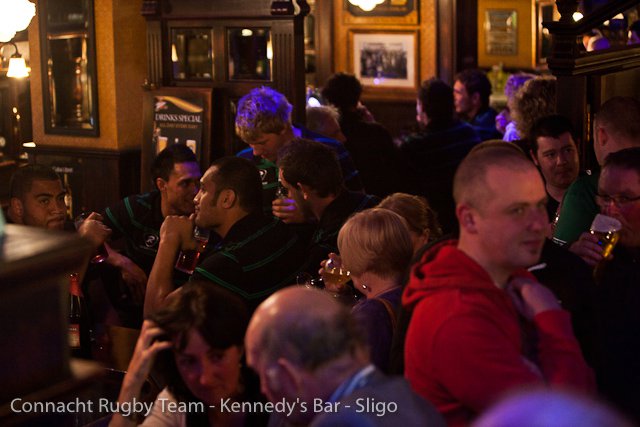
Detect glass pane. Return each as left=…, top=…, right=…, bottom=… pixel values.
left=171, top=28, right=214, bottom=80
left=47, top=35, right=95, bottom=130
left=41, top=0, right=99, bottom=135
left=227, top=28, right=272, bottom=81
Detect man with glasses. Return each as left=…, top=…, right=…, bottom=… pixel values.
left=587, top=147, right=640, bottom=423
left=553, top=96, right=640, bottom=248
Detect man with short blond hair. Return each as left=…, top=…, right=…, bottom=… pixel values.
left=235, top=86, right=363, bottom=221
left=404, top=142, right=594, bottom=426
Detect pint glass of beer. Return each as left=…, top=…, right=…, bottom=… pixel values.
left=589, top=214, right=622, bottom=259
left=175, top=226, right=210, bottom=274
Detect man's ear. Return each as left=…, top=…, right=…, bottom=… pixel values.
left=9, top=198, right=24, bottom=222
left=596, top=125, right=608, bottom=148
left=275, top=357, right=305, bottom=395
left=471, top=92, right=482, bottom=108
left=457, top=204, right=478, bottom=234
left=156, top=177, right=167, bottom=192
left=530, top=150, right=540, bottom=167
left=298, top=183, right=313, bottom=200
left=220, top=189, right=237, bottom=208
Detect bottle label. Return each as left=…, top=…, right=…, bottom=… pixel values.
left=69, top=324, right=81, bottom=348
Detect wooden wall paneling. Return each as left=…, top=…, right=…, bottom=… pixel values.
left=25, top=146, right=141, bottom=215
left=437, top=0, right=456, bottom=83
left=314, top=0, right=334, bottom=87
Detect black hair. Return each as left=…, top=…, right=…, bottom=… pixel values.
left=530, top=114, right=576, bottom=153
left=209, top=156, right=263, bottom=215
left=9, top=164, right=61, bottom=199
left=277, top=138, right=343, bottom=198
left=603, top=146, right=640, bottom=176
left=150, top=144, right=198, bottom=187
left=418, top=78, right=455, bottom=125
left=455, top=69, right=492, bottom=109
left=321, top=72, right=363, bottom=112
left=151, top=281, right=249, bottom=405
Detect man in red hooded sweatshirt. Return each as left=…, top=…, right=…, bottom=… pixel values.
left=403, top=142, right=594, bottom=426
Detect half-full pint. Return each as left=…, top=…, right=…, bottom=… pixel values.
left=589, top=214, right=622, bottom=259
left=175, top=227, right=210, bottom=274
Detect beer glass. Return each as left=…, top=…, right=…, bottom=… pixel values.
left=589, top=214, right=621, bottom=259
left=323, top=258, right=351, bottom=286
left=175, top=226, right=210, bottom=274
left=74, top=212, right=109, bottom=263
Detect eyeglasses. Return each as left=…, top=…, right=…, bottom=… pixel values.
left=595, top=193, right=640, bottom=208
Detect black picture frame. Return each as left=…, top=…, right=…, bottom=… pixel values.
left=38, top=0, right=100, bottom=136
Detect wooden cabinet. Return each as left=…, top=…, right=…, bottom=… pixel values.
left=140, top=0, right=309, bottom=162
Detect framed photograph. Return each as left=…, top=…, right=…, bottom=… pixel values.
left=351, top=32, right=418, bottom=90
left=484, top=9, right=518, bottom=56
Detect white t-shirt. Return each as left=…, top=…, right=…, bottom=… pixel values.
left=140, top=388, right=186, bottom=427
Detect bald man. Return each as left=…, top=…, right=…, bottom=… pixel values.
left=403, top=143, right=594, bottom=426
left=246, top=287, right=444, bottom=427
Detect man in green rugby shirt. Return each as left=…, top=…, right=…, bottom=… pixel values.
left=145, top=157, right=305, bottom=316
left=554, top=97, right=640, bottom=263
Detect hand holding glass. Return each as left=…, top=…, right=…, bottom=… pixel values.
left=589, top=214, right=621, bottom=259
left=175, top=226, right=210, bottom=274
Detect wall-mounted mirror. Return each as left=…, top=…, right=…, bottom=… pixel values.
left=38, top=0, right=99, bottom=136
left=171, top=28, right=214, bottom=81
left=227, top=28, right=272, bottom=81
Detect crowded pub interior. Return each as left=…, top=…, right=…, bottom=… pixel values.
left=1, top=0, right=640, bottom=425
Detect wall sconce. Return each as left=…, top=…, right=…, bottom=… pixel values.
left=349, top=0, right=385, bottom=12
left=1, top=42, right=29, bottom=78
left=0, top=0, right=36, bottom=42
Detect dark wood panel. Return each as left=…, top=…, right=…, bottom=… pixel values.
left=364, top=99, right=417, bottom=140
left=24, top=146, right=141, bottom=215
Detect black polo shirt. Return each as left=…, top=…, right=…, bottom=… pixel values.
left=236, top=127, right=364, bottom=215
left=305, top=190, right=380, bottom=273
left=103, top=190, right=192, bottom=286
left=191, top=213, right=306, bottom=312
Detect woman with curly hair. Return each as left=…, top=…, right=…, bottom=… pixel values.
left=511, top=76, right=557, bottom=143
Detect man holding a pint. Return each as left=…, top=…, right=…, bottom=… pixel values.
left=587, top=147, right=640, bottom=423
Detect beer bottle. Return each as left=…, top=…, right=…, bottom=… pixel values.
left=68, top=273, right=90, bottom=358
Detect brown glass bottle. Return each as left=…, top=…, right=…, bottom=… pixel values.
left=69, top=273, right=90, bottom=358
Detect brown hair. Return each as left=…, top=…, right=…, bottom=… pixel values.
left=378, top=193, right=442, bottom=242
left=512, top=76, right=557, bottom=141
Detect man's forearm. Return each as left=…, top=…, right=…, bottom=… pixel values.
left=144, top=241, right=180, bottom=317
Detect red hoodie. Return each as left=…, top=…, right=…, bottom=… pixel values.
left=403, top=240, right=594, bottom=426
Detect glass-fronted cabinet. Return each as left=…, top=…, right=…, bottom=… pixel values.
left=38, top=0, right=99, bottom=136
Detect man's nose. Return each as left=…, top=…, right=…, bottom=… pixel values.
left=251, top=145, right=262, bottom=156
left=602, top=202, right=621, bottom=218
left=53, top=200, right=67, bottom=214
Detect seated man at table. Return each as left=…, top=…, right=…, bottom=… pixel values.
left=7, top=164, right=69, bottom=230
left=7, top=164, right=109, bottom=244
left=235, top=86, right=363, bottom=221
left=144, top=156, right=306, bottom=316
left=245, top=286, right=445, bottom=427
left=276, top=139, right=378, bottom=274
left=97, top=144, right=201, bottom=327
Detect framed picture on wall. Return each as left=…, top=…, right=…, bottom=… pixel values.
left=351, top=31, right=418, bottom=90
left=484, top=9, right=518, bottom=56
